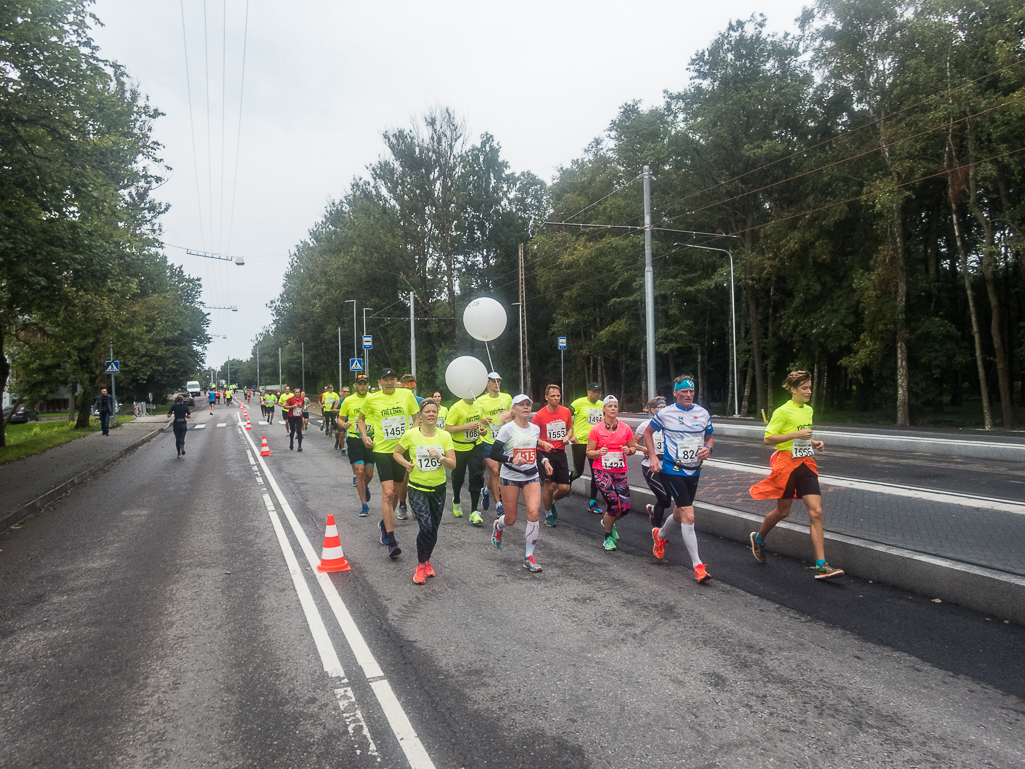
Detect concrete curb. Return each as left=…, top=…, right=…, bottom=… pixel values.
left=0, top=424, right=168, bottom=533
left=573, top=476, right=1025, bottom=626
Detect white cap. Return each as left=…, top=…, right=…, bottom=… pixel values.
left=488, top=371, right=502, bottom=380
left=602, top=395, right=619, bottom=405
left=512, top=393, right=531, bottom=406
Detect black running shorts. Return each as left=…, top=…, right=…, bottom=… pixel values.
left=664, top=473, right=700, bottom=507
left=538, top=449, right=570, bottom=485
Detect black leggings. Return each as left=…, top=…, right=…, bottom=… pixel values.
left=288, top=416, right=304, bottom=447
left=452, top=442, right=484, bottom=511
left=409, top=485, right=445, bottom=564
left=173, top=422, right=188, bottom=453
left=571, top=443, right=599, bottom=501
left=642, top=466, right=672, bottom=526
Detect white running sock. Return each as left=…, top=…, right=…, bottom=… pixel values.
left=681, top=523, right=701, bottom=567
left=496, top=514, right=507, bottom=531
left=525, top=520, right=539, bottom=557
left=659, top=516, right=680, bottom=541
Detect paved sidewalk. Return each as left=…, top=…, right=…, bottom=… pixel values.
left=0, top=419, right=166, bottom=527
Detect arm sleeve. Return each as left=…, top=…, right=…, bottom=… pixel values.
left=489, top=439, right=506, bottom=463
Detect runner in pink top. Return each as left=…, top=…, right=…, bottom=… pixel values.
left=586, top=395, right=639, bottom=551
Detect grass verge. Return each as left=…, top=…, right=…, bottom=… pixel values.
left=0, top=416, right=134, bottom=464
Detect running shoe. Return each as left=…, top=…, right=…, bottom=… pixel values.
left=359, top=503, right=369, bottom=517
left=611, top=526, right=620, bottom=542
left=452, top=502, right=463, bottom=518
left=397, top=502, right=407, bottom=520
left=352, top=475, right=356, bottom=487
left=496, top=502, right=504, bottom=515
left=603, top=534, right=617, bottom=551
left=588, top=501, right=603, bottom=515
left=378, top=519, right=388, bottom=545
left=523, top=555, right=543, bottom=573
left=469, top=511, right=484, bottom=526
left=388, top=541, right=402, bottom=558
left=413, top=563, right=427, bottom=584
left=491, top=519, right=503, bottom=549
left=750, top=532, right=766, bottom=564
left=652, top=528, right=666, bottom=560
left=694, top=563, right=711, bottom=583
left=424, top=561, right=436, bottom=578
left=647, top=504, right=659, bottom=528
left=813, top=563, right=844, bottom=580
left=297, top=446, right=302, bottom=452
left=289, top=442, right=294, bottom=451
left=365, top=486, right=371, bottom=503
left=482, top=489, right=490, bottom=511
left=550, top=502, right=558, bottom=517
left=340, top=449, right=347, bottom=457
left=544, top=513, right=557, bottom=528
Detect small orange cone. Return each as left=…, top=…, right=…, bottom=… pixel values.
left=317, top=514, right=351, bottom=572
left=245, top=415, right=253, bottom=431
left=260, top=435, right=272, bottom=456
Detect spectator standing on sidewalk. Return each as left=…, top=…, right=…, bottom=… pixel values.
left=94, top=388, right=115, bottom=436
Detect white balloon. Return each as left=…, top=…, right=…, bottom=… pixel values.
left=462, top=297, right=507, bottom=342
left=445, top=356, right=489, bottom=400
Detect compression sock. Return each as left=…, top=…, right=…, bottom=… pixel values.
left=681, top=523, right=701, bottom=567
left=755, top=533, right=766, bottom=545
left=496, top=514, right=507, bottom=532
left=659, top=516, right=681, bottom=541
left=524, top=520, right=539, bottom=557
left=815, top=558, right=826, bottom=568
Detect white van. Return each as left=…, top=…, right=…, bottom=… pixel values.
left=186, top=380, right=202, bottom=399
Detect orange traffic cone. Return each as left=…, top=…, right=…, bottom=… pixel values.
left=317, top=514, right=351, bottom=572
left=245, top=415, right=252, bottom=431
left=260, top=435, right=271, bottom=456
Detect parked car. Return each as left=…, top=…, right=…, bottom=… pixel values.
left=4, top=405, right=40, bottom=423
left=168, top=391, right=195, bottom=407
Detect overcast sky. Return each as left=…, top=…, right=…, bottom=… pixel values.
left=90, top=0, right=810, bottom=372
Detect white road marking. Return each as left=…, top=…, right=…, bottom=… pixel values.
left=217, top=423, right=227, bottom=428
left=258, top=421, right=268, bottom=425
left=704, top=459, right=1025, bottom=515
left=242, top=438, right=379, bottom=761
left=194, top=424, right=206, bottom=430
left=239, top=418, right=435, bottom=769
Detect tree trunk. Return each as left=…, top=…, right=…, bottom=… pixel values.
left=764, top=281, right=775, bottom=418
left=76, top=385, right=94, bottom=429
left=68, top=383, right=77, bottom=421
left=741, top=357, right=753, bottom=418
left=745, top=262, right=765, bottom=414
left=0, top=326, right=8, bottom=448
left=892, top=205, right=910, bottom=427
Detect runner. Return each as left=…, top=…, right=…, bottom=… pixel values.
left=284, top=389, right=305, bottom=452
left=569, top=382, right=604, bottom=514
left=586, top=395, right=639, bottom=551
left=432, top=392, right=448, bottom=429
left=643, top=374, right=713, bottom=583
left=638, top=396, right=672, bottom=528
left=320, top=385, right=336, bottom=436
left=208, top=388, right=216, bottom=415
left=225, top=387, right=232, bottom=408
left=490, top=394, right=553, bottom=573
left=480, top=372, right=512, bottom=516
left=281, top=386, right=292, bottom=435
left=532, top=384, right=573, bottom=528
left=167, top=394, right=191, bottom=457
left=749, top=371, right=844, bottom=579
left=444, top=392, right=486, bottom=524
left=395, top=399, right=457, bottom=584
left=301, top=390, right=310, bottom=432
left=266, top=389, right=278, bottom=425
left=338, top=375, right=374, bottom=516
left=395, top=374, right=424, bottom=520
left=336, top=386, right=350, bottom=453
left=357, top=368, right=420, bottom=558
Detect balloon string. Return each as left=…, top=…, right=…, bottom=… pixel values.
left=484, top=341, right=495, bottom=373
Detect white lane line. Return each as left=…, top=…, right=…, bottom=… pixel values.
left=217, top=423, right=227, bottom=428
left=239, top=423, right=436, bottom=769
left=242, top=441, right=380, bottom=760
left=194, top=424, right=206, bottom=430
left=703, top=459, right=1025, bottom=515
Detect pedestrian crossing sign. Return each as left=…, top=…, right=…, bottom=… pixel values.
left=349, top=358, right=363, bottom=372
left=105, top=360, right=120, bottom=374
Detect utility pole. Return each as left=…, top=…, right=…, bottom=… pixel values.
left=512, top=303, right=523, bottom=393
left=643, top=165, right=655, bottom=403
left=409, top=291, right=416, bottom=379
left=301, top=342, right=305, bottom=393
left=338, top=327, right=342, bottom=390
left=256, top=338, right=260, bottom=389
left=518, top=243, right=531, bottom=396
left=109, top=338, right=117, bottom=425
left=278, top=348, right=282, bottom=388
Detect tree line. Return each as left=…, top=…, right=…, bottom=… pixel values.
left=261, top=0, right=1025, bottom=428
left=1, top=0, right=210, bottom=446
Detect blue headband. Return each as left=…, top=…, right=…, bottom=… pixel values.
left=674, top=380, right=695, bottom=391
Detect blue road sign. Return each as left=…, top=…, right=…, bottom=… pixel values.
left=105, top=360, right=120, bottom=374
left=558, top=337, right=567, bottom=351
left=349, top=358, right=364, bottom=372
left=362, top=335, right=373, bottom=350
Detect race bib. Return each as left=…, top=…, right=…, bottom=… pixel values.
left=415, top=445, right=444, bottom=472
left=489, top=421, right=501, bottom=440
left=436, top=416, right=446, bottom=428
left=654, top=433, right=664, bottom=456
left=603, top=451, right=625, bottom=470
left=462, top=426, right=479, bottom=442
left=292, top=407, right=302, bottom=416
left=382, top=415, right=406, bottom=440
left=791, top=439, right=814, bottom=458
left=512, top=447, right=536, bottom=465
left=546, top=420, right=567, bottom=441
left=587, top=408, right=602, bottom=425
left=675, top=434, right=703, bottom=464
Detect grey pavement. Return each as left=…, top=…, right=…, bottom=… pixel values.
left=0, top=419, right=167, bottom=525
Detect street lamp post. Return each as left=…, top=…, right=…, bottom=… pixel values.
left=362, top=307, right=372, bottom=375
left=345, top=300, right=357, bottom=384
left=674, top=242, right=739, bottom=417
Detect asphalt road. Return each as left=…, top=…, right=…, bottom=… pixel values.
left=1, top=404, right=1023, bottom=768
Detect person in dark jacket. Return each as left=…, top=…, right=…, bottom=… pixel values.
left=94, top=388, right=115, bottom=436
left=167, top=394, right=191, bottom=457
